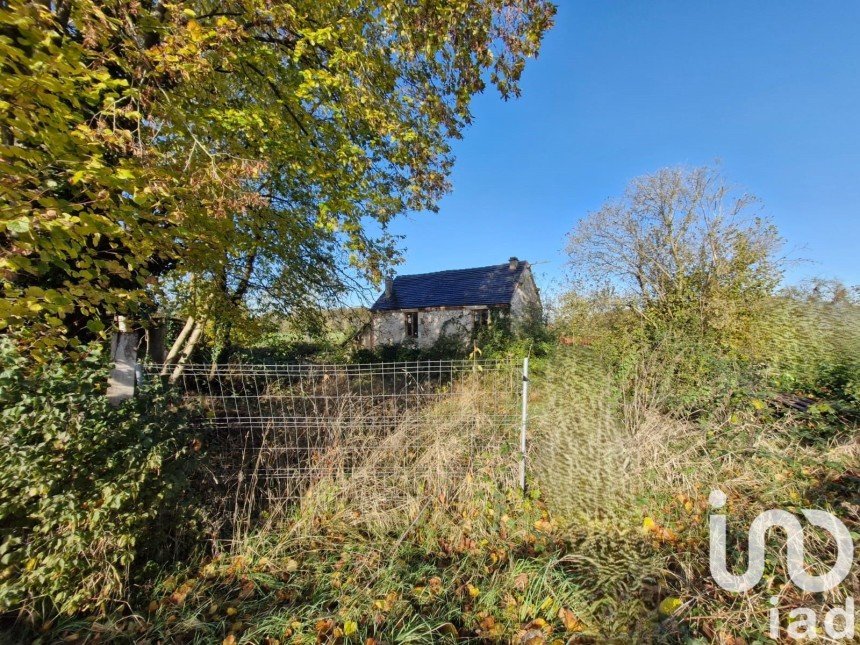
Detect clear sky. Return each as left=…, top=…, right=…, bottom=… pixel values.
left=385, top=1, right=860, bottom=296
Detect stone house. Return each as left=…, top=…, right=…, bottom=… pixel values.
left=364, top=258, right=541, bottom=348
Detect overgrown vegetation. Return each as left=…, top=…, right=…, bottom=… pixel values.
left=534, top=166, right=859, bottom=640
left=4, top=357, right=588, bottom=643
left=0, top=339, right=195, bottom=619
left=1, top=164, right=856, bottom=643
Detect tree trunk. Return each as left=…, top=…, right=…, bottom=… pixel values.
left=161, top=316, right=195, bottom=375
left=169, top=321, right=204, bottom=384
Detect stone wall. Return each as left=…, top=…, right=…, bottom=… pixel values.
left=510, top=267, right=542, bottom=330
left=371, top=308, right=475, bottom=348
left=367, top=265, right=543, bottom=348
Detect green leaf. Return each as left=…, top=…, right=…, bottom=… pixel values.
left=5, top=219, right=30, bottom=234
left=86, top=318, right=104, bottom=333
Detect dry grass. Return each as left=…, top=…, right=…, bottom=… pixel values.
left=20, top=346, right=859, bottom=643
left=242, top=376, right=521, bottom=544
left=532, top=345, right=859, bottom=642
left=40, top=370, right=594, bottom=643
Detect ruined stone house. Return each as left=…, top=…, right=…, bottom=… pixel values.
left=363, top=258, right=541, bottom=348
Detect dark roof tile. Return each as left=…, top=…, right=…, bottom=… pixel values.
left=370, top=261, right=527, bottom=311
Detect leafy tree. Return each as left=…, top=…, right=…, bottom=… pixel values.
left=0, top=0, right=555, bottom=356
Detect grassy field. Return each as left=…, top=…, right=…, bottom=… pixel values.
left=9, top=328, right=855, bottom=644
left=533, top=346, right=858, bottom=642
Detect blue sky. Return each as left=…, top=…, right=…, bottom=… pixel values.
left=386, top=1, right=860, bottom=296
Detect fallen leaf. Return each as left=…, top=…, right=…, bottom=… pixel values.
left=238, top=579, right=255, bottom=600
left=658, top=596, right=682, bottom=616
left=524, top=617, right=548, bottom=630
left=315, top=618, right=334, bottom=635
left=558, top=607, right=582, bottom=632
left=516, top=628, right=546, bottom=645
left=534, top=519, right=553, bottom=532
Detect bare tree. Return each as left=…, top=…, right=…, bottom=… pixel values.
left=566, top=167, right=784, bottom=325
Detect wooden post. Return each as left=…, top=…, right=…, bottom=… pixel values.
left=146, top=322, right=166, bottom=363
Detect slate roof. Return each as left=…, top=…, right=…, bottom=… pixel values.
left=370, top=261, right=528, bottom=311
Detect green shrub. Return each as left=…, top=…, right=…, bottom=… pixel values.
left=0, top=339, right=192, bottom=616
left=474, top=311, right=554, bottom=359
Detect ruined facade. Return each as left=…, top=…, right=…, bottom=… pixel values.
left=363, top=258, right=541, bottom=349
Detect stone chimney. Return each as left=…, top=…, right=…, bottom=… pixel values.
left=384, top=277, right=394, bottom=298
left=509, top=257, right=519, bottom=271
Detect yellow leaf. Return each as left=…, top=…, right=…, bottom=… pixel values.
left=534, top=519, right=553, bottom=532
left=344, top=620, right=358, bottom=636
left=658, top=597, right=682, bottom=616
left=558, top=607, right=582, bottom=632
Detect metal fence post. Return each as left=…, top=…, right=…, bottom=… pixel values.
left=519, top=356, right=529, bottom=491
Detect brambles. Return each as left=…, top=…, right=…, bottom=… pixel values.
left=0, top=339, right=194, bottom=616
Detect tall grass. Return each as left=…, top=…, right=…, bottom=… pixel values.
left=531, top=292, right=859, bottom=641
left=42, top=370, right=601, bottom=643
left=15, top=293, right=859, bottom=642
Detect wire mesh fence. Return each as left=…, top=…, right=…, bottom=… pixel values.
left=141, top=359, right=526, bottom=525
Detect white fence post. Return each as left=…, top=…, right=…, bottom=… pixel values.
left=107, top=320, right=139, bottom=406
left=519, top=356, right=529, bottom=491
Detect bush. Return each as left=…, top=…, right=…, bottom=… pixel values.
left=473, top=311, right=554, bottom=359
left=0, top=339, right=193, bottom=616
